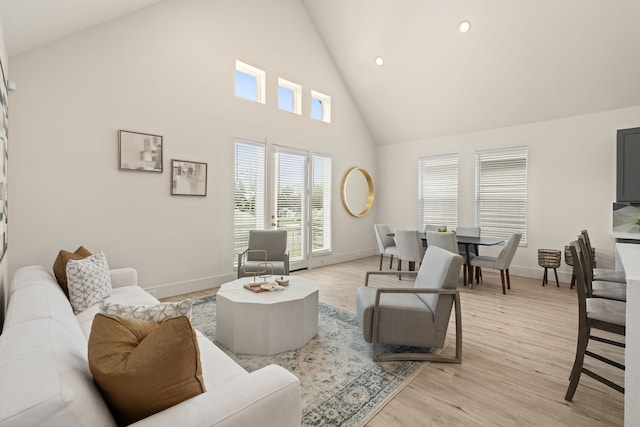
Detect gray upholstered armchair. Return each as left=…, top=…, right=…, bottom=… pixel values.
left=237, top=229, right=290, bottom=278
left=356, top=246, right=463, bottom=362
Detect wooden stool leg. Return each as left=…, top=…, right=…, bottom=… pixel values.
left=542, top=267, right=547, bottom=286
left=554, top=268, right=559, bottom=287
left=570, top=273, right=576, bottom=289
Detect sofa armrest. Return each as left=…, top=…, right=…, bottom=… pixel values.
left=131, top=364, right=301, bottom=427
left=109, top=267, right=138, bottom=289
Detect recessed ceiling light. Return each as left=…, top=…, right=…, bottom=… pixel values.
left=459, top=20, right=471, bottom=33
left=375, top=56, right=384, bottom=66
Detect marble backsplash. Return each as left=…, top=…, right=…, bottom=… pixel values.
left=613, top=202, right=640, bottom=232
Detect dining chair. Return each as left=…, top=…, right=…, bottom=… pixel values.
left=425, top=230, right=468, bottom=285
left=580, top=230, right=626, bottom=283
left=395, top=229, right=425, bottom=276
left=455, top=226, right=481, bottom=282
left=237, top=229, right=289, bottom=278
left=374, top=224, right=399, bottom=270
left=469, top=233, right=521, bottom=294
left=577, top=236, right=626, bottom=302
left=565, top=241, right=625, bottom=401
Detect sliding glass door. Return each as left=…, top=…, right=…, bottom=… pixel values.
left=234, top=138, right=332, bottom=272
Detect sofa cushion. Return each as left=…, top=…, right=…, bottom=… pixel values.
left=88, top=314, right=206, bottom=425
left=99, top=299, right=193, bottom=322
left=52, top=246, right=92, bottom=296
left=0, top=319, right=116, bottom=427
left=67, top=251, right=112, bottom=314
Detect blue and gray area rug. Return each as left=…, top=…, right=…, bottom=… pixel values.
left=191, top=295, right=430, bottom=427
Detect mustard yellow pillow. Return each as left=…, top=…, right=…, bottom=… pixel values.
left=52, top=246, right=92, bottom=296
left=88, top=314, right=205, bottom=425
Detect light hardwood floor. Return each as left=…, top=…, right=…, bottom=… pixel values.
left=163, top=256, right=624, bottom=426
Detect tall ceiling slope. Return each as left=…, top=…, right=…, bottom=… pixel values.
left=0, top=0, right=165, bottom=56
left=302, top=0, right=640, bottom=145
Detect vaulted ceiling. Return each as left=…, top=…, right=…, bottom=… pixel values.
left=2, top=0, right=640, bottom=145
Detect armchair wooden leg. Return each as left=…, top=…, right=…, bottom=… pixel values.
left=389, top=255, right=394, bottom=269
left=379, top=254, right=384, bottom=271
left=506, top=269, right=511, bottom=290
left=500, top=270, right=506, bottom=294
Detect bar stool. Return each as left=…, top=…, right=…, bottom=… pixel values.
left=538, top=249, right=561, bottom=287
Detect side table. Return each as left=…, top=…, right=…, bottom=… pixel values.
left=538, top=249, right=561, bottom=287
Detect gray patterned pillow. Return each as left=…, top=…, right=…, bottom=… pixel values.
left=67, top=251, right=112, bottom=314
left=99, top=300, right=193, bottom=322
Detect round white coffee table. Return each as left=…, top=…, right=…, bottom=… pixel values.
left=216, top=276, right=318, bottom=355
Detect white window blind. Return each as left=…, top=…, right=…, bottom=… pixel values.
left=234, top=139, right=265, bottom=261
left=475, top=146, right=528, bottom=244
left=311, top=153, right=332, bottom=254
left=275, top=147, right=307, bottom=263
left=418, top=154, right=458, bottom=230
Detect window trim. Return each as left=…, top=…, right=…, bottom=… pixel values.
left=418, top=153, right=459, bottom=231
left=233, top=138, right=266, bottom=266
left=310, top=90, right=331, bottom=123
left=235, top=60, right=266, bottom=104
left=311, top=152, right=332, bottom=255
left=475, top=146, right=528, bottom=245
left=277, top=77, right=302, bottom=115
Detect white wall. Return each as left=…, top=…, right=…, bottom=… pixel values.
left=0, top=16, right=8, bottom=325
left=376, top=105, right=640, bottom=283
left=7, top=0, right=377, bottom=297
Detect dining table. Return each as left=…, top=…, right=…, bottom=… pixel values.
left=388, top=231, right=505, bottom=285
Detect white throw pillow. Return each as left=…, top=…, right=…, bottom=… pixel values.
left=66, top=251, right=112, bottom=314
left=99, top=300, right=193, bottom=322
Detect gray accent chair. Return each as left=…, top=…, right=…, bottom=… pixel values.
left=470, top=233, right=521, bottom=294
left=374, top=224, right=399, bottom=270
left=565, top=241, right=625, bottom=401
left=237, top=230, right=289, bottom=278
left=356, top=246, right=464, bottom=362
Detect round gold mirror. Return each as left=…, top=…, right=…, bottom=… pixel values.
left=341, top=167, right=375, bottom=217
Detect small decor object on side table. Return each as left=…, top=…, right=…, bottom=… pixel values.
left=276, top=276, right=289, bottom=286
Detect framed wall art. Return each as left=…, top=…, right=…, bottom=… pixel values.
left=118, top=130, right=163, bottom=172
left=0, top=58, right=8, bottom=262
left=171, top=159, right=207, bottom=196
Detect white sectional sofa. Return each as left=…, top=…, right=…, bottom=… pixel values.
left=0, top=265, right=301, bottom=426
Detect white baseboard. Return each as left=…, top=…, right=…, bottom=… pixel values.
left=145, top=272, right=235, bottom=299
left=508, top=264, right=573, bottom=285
left=307, top=249, right=377, bottom=270
left=147, top=249, right=379, bottom=298
left=146, top=251, right=571, bottom=299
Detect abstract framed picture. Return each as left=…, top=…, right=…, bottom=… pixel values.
left=118, top=130, right=163, bottom=172
left=171, top=159, right=207, bottom=196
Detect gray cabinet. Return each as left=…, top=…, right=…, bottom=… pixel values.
left=617, top=127, right=640, bottom=202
